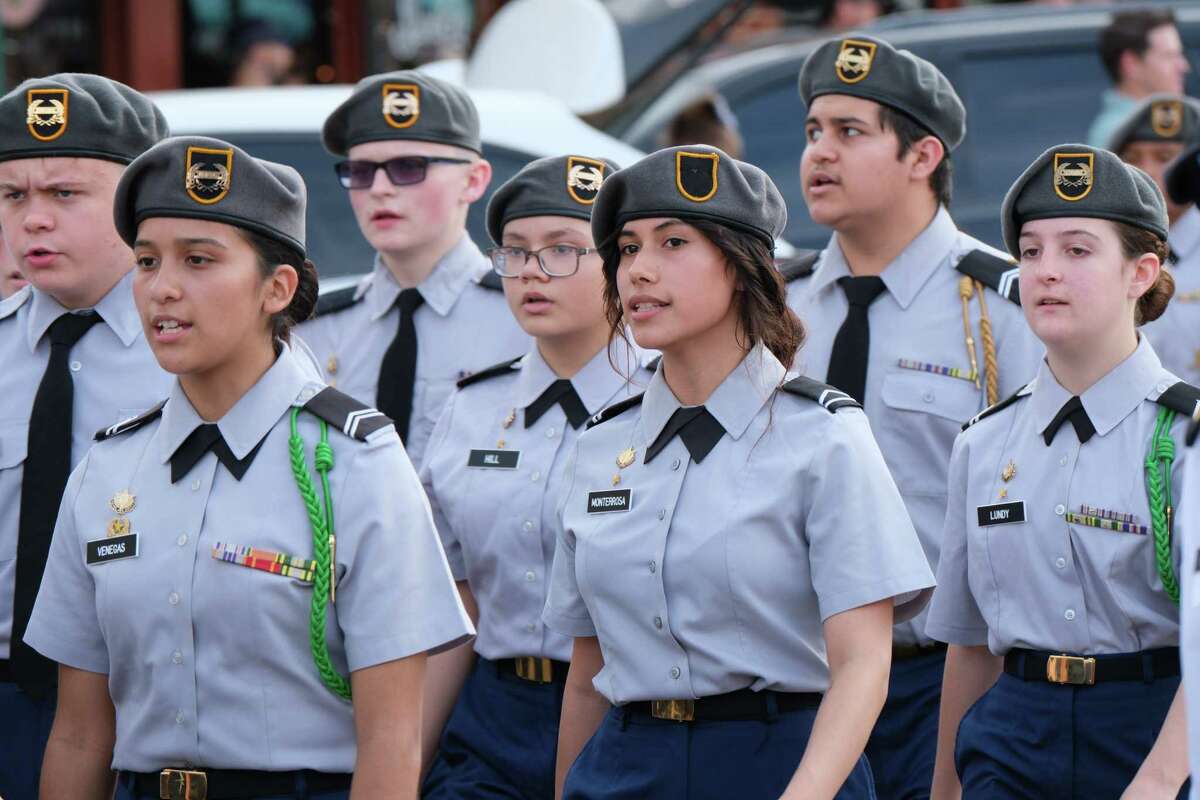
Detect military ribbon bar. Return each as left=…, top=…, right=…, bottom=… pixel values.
left=211, top=542, right=317, bottom=583
left=897, top=359, right=977, bottom=382
left=1065, top=505, right=1148, bottom=536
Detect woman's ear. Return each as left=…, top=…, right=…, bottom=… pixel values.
left=1128, top=251, right=1161, bottom=303
left=263, top=263, right=299, bottom=316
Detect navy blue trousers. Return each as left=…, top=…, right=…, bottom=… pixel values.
left=422, top=657, right=564, bottom=799
left=115, top=772, right=348, bottom=800
left=0, top=681, right=56, bottom=800
left=563, top=703, right=876, bottom=800
left=864, top=648, right=944, bottom=800
left=955, top=671, right=1186, bottom=799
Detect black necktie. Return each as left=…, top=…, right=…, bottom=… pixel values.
left=377, top=288, right=423, bottom=444
left=170, top=424, right=266, bottom=483
left=525, top=379, right=590, bottom=429
left=1043, top=396, right=1096, bottom=446
left=12, top=311, right=102, bottom=691
left=826, top=276, right=886, bottom=404
left=645, top=406, right=726, bottom=465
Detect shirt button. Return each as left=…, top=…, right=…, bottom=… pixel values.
left=172, top=650, right=183, bottom=664
left=1064, top=609, right=1076, bottom=621
left=175, top=710, right=185, bottom=725
left=176, top=534, right=188, bottom=547
left=648, top=560, right=656, bottom=574
left=670, top=666, right=680, bottom=679
left=525, top=570, right=536, bottom=582
left=546, top=428, right=556, bottom=438
left=531, top=471, right=541, bottom=482
left=671, top=458, right=681, bottom=471
left=523, top=520, right=534, bottom=531
left=526, top=623, right=537, bottom=632
left=922, top=391, right=934, bottom=403
left=1059, top=456, right=1068, bottom=466
left=1055, top=557, right=1067, bottom=569
left=70, top=360, right=82, bottom=372
left=654, top=616, right=663, bottom=629
left=191, top=479, right=202, bottom=491
left=657, top=509, right=666, bottom=521
left=168, top=591, right=180, bottom=606
left=1055, top=504, right=1065, bottom=516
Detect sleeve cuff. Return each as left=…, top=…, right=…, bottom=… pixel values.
left=923, top=618, right=990, bottom=647
left=542, top=605, right=596, bottom=638
left=818, top=569, right=936, bottom=623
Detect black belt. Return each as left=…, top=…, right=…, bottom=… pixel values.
left=892, top=641, right=947, bottom=661
left=625, top=688, right=822, bottom=723
left=121, top=768, right=351, bottom=800
left=0, top=658, right=10, bottom=682
left=496, top=656, right=569, bottom=684
left=1004, top=647, right=1180, bottom=686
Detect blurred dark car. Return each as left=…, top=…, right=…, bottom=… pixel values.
left=614, top=2, right=1200, bottom=249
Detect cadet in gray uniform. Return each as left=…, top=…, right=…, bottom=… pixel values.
left=297, top=70, right=528, bottom=468
left=420, top=154, right=645, bottom=799
left=786, top=34, right=1043, bottom=799
left=543, top=144, right=935, bottom=800
left=1108, top=94, right=1200, bottom=384
left=24, top=136, right=472, bottom=800
left=927, top=145, right=1191, bottom=799
left=0, top=73, right=170, bottom=799
left=1176, top=343, right=1200, bottom=800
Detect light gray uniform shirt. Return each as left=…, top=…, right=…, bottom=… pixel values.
left=24, top=342, right=472, bottom=773
left=927, top=337, right=1185, bottom=655
left=421, top=344, right=646, bottom=663
left=0, top=274, right=170, bottom=658
left=543, top=345, right=934, bottom=704
left=1176, top=412, right=1200, bottom=800
left=1145, top=205, right=1200, bottom=385
left=296, top=234, right=530, bottom=468
left=787, top=207, right=1043, bottom=645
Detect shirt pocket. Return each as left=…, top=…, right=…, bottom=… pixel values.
left=881, top=368, right=982, bottom=423
left=0, top=420, right=28, bottom=562
left=879, top=370, right=983, bottom=496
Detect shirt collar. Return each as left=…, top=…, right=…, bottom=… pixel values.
left=641, top=344, right=785, bottom=446
left=155, top=342, right=325, bottom=464
left=1170, top=206, right=1200, bottom=262
left=25, top=271, right=143, bottom=352
left=1030, top=335, right=1168, bottom=440
left=513, top=342, right=645, bottom=417
left=809, top=206, right=959, bottom=309
left=366, top=234, right=489, bottom=321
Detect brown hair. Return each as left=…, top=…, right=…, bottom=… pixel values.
left=240, top=229, right=319, bottom=343
left=1115, top=221, right=1173, bottom=325
left=1099, top=9, right=1177, bottom=84
left=877, top=105, right=953, bottom=208
left=602, top=219, right=804, bottom=369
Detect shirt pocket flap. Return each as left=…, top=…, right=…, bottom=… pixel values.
left=0, top=421, right=29, bottom=469
left=880, top=369, right=981, bottom=424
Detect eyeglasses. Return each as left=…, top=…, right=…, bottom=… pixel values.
left=487, top=244, right=597, bottom=278
left=333, top=156, right=472, bottom=189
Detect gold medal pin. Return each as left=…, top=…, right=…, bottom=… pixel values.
left=612, top=447, right=637, bottom=486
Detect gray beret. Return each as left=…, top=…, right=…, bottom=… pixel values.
left=0, top=72, right=167, bottom=164
left=323, top=70, right=481, bottom=156
left=486, top=155, right=621, bottom=244
left=798, top=34, right=966, bottom=151
left=1106, top=93, right=1200, bottom=153
left=590, top=144, right=786, bottom=256
left=1000, top=143, right=1167, bottom=258
left=1166, top=142, right=1200, bottom=206
left=114, top=135, right=307, bottom=257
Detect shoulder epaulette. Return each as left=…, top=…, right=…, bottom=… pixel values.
left=779, top=376, right=861, bottom=413
left=1157, top=381, right=1200, bottom=418
left=645, top=355, right=661, bottom=372
left=778, top=250, right=820, bottom=283
left=303, top=387, right=394, bottom=441
left=586, top=393, right=644, bottom=429
left=962, top=384, right=1031, bottom=431
left=95, top=400, right=167, bottom=441
left=0, top=284, right=31, bottom=321
left=478, top=270, right=503, bottom=291
left=456, top=355, right=523, bottom=389
left=956, top=249, right=1020, bottom=306
left=314, top=284, right=362, bottom=317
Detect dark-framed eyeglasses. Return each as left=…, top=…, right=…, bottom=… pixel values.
left=487, top=244, right=597, bottom=278
left=333, top=156, right=472, bottom=189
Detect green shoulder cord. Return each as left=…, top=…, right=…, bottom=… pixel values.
left=288, top=408, right=352, bottom=700
left=1145, top=407, right=1180, bottom=604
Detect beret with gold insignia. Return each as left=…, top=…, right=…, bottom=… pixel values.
left=0, top=72, right=167, bottom=165
left=798, top=34, right=966, bottom=151
left=1001, top=143, right=1167, bottom=258
left=486, top=154, right=621, bottom=244
left=1106, top=93, right=1200, bottom=153
left=1166, top=142, right=1200, bottom=207
left=322, top=70, right=481, bottom=156
left=114, top=135, right=308, bottom=257
left=590, top=144, right=786, bottom=260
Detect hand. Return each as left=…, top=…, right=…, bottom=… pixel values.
left=1121, top=772, right=1183, bottom=800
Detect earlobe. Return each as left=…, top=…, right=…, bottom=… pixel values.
left=263, top=263, right=299, bottom=315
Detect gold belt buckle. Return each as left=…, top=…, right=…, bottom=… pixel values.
left=514, top=656, right=554, bottom=683
left=159, top=769, right=208, bottom=800
left=1046, top=654, right=1096, bottom=685
left=650, top=699, right=695, bottom=722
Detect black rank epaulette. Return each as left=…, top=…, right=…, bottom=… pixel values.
left=587, top=393, right=644, bottom=429
left=456, top=355, right=523, bottom=389
left=956, top=249, right=1021, bottom=306
left=95, top=400, right=167, bottom=441
left=314, top=284, right=362, bottom=317
left=777, top=250, right=820, bottom=283
left=478, top=270, right=504, bottom=291
left=962, top=385, right=1030, bottom=431
left=304, top=387, right=394, bottom=441
left=1156, top=381, right=1200, bottom=418
left=779, top=376, right=861, bottom=413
